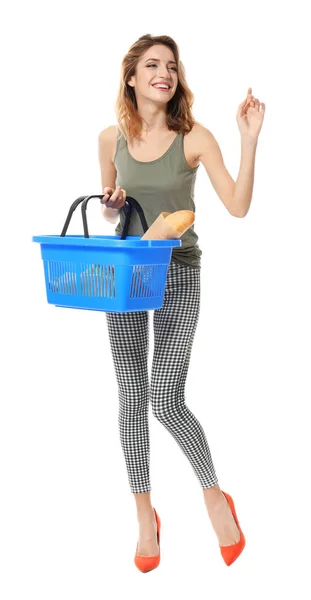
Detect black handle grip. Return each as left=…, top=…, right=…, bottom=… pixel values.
left=116, top=196, right=149, bottom=240
left=60, top=195, right=149, bottom=239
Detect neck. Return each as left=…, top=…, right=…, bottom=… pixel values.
left=136, top=101, right=168, bottom=134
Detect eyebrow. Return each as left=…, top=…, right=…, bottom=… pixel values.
left=144, top=58, right=177, bottom=65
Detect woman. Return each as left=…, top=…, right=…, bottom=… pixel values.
left=98, top=33, right=265, bottom=572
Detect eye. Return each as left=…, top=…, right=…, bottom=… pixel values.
left=147, top=64, right=177, bottom=71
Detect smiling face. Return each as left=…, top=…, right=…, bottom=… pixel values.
left=127, top=44, right=178, bottom=104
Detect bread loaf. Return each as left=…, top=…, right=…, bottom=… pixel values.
left=141, top=210, right=195, bottom=241
left=163, top=210, right=194, bottom=236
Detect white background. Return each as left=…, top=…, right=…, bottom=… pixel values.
left=1, top=0, right=311, bottom=598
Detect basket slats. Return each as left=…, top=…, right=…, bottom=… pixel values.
left=33, top=234, right=180, bottom=313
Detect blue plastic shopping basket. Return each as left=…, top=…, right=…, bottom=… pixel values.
left=32, top=194, right=181, bottom=313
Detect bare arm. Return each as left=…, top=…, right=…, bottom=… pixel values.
left=194, top=125, right=237, bottom=215
left=98, top=127, right=121, bottom=224
left=194, top=123, right=257, bottom=217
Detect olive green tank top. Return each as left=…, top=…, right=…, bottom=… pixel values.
left=113, top=130, right=202, bottom=268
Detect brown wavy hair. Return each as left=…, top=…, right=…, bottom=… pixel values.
left=114, top=34, right=198, bottom=141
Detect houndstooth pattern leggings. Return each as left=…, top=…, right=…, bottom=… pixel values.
left=105, top=261, right=218, bottom=493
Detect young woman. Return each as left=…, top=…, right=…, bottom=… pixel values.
left=98, top=34, right=265, bottom=572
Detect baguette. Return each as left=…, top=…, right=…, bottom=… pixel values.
left=141, top=210, right=195, bottom=241
left=162, top=210, right=194, bottom=236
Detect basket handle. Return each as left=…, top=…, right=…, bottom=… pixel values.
left=114, top=196, right=149, bottom=240
left=60, top=195, right=149, bottom=239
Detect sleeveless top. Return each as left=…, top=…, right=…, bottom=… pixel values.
left=113, top=130, right=202, bottom=268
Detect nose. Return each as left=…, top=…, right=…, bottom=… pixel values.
left=157, top=64, right=171, bottom=78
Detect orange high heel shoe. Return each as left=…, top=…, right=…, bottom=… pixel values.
left=134, top=508, right=161, bottom=573
left=220, top=491, right=246, bottom=566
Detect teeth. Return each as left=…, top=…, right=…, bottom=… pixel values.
left=153, top=84, right=169, bottom=89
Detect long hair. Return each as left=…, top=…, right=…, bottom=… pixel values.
left=114, top=34, right=197, bottom=141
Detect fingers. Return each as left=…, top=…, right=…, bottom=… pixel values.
left=246, top=89, right=261, bottom=109
left=108, top=186, right=126, bottom=208
left=101, top=186, right=113, bottom=204
left=240, top=92, right=261, bottom=116
left=101, top=186, right=126, bottom=209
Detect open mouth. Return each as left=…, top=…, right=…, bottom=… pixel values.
left=152, top=84, right=171, bottom=92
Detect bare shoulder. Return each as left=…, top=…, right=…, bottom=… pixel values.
left=186, top=122, right=216, bottom=159
left=189, top=122, right=214, bottom=138
left=98, top=125, right=118, bottom=162
left=183, top=122, right=216, bottom=164
left=98, top=124, right=118, bottom=140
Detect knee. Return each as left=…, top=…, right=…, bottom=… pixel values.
left=118, top=387, right=149, bottom=417
left=150, top=390, right=178, bottom=423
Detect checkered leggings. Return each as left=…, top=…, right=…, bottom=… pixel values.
left=105, top=261, right=218, bottom=493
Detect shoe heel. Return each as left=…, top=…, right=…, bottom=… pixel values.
left=134, top=507, right=161, bottom=573
left=219, top=491, right=245, bottom=566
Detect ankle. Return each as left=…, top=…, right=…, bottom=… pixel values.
left=203, top=485, right=225, bottom=509
left=137, top=508, right=155, bottom=521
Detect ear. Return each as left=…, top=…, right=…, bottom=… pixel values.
left=127, top=76, right=135, bottom=88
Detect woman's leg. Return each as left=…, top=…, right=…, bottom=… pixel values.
left=105, top=310, right=158, bottom=555
left=151, top=262, right=240, bottom=545
left=151, top=262, right=218, bottom=487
